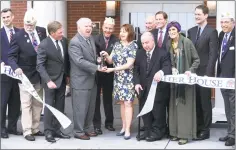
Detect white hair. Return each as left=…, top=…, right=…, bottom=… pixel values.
left=104, top=17, right=115, bottom=25
left=24, top=9, right=37, bottom=25
left=146, top=15, right=155, bottom=22
left=76, top=18, right=92, bottom=27
left=141, top=31, right=154, bottom=42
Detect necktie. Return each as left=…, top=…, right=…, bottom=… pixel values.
left=86, top=38, right=92, bottom=48
left=30, top=32, right=38, bottom=51
left=55, top=40, right=63, bottom=59
left=195, top=27, right=201, bottom=43
left=9, top=29, right=13, bottom=42
left=105, top=37, right=109, bottom=49
left=221, top=33, right=228, bottom=59
left=158, top=30, right=163, bottom=48
left=146, top=52, right=151, bottom=74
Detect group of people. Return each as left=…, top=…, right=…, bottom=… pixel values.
left=0, top=4, right=235, bottom=147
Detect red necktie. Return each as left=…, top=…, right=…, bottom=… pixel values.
left=158, top=30, right=163, bottom=48
left=9, top=29, right=13, bottom=42
left=104, top=37, right=109, bottom=49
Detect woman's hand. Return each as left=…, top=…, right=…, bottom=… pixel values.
left=184, top=71, right=191, bottom=77
left=105, top=68, right=115, bottom=73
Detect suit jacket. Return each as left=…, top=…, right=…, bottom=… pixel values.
left=1, top=27, right=20, bottom=82
left=8, top=26, right=47, bottom=84
left=36, top=36, right=70, bottom=88
left=187, top=24, right=219, bottom=77
left=68, top=33, right=97, bottom=90
left=134, top=46, right=171, bottom=101
left=217, top=28, right=235, bottom=78
left=151, top=28, right=169, bottom=50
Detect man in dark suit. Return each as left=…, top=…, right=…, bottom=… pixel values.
left=93, top=18, right=118, bottom=134
left=1, top=8, right=21, bottom=138
left=151, top=11, right=169, bottom=50
left=134, top=32, right=171, bottom=142
left=36, top=21, right=71, bottom=143
left=187, top=5, right=219, bottom=140
left=217, top=12, right=235, bottom=147
left=8, top=9, right=46, bottom=141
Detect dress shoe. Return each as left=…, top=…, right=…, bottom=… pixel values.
left=8, top=130, right=23, bottom=135
left=193, top=132, right=210, bottom=141
left=124, top=135, right=131, bottom=140
left=94, top=128, right=103, bottom=135
left=116, top=131, right=125, bottom=136
left=146, top=135, right=162, bottom=142
left=105, top=125, right=115, bottom=131
left=178, top=138, right=188, bottom=145
left=25, top=134, right=35, bottom=141
left=55, top=131, right=70, bottom=139
left=140, top=126, right=145, bottom=131
left=45, top=134, right=56, bottom=143
left=33, top=131, right=44, bottom=136
left=136, top=133, right=146, bottom=141
left=85, top=131, right=97, bottom=137
left=1, top=129, right=9, bottom=138
left=225, top=137, right=235, bottom=146
left=219, top=136, right=229, bottom=142
left=74, top=134, right=90, bottom=140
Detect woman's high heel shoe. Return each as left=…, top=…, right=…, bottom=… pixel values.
left=116, top=132, right=125, bottom=136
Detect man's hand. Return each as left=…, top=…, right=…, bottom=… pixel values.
left=135, top=84, right=143, bottom=95
left=98, top=66, right=107, bottom=72
left=153, top=71, right=163, bottom=82
left=47, top=81, right=57, bottom=89
left=15, top=68, right=23, bottom=75
left=1, top=62, right=5, bottom=66
left=172, top=68, right=179, bottom=75
left=184, top=71, right=191, bottom=77
left=105, top=68, right=115, bottom=73
left=100, top=51, right=109, bottom=58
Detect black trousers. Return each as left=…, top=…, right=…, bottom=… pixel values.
left=93, top=72, right=114, bottom=128
left=1, top=75, right=21, bottom=131
left=141, top=88, right=167, bottom=137
left=196, top=85, right=212, bottom=133
left=43, top=79, right=66, bottom=135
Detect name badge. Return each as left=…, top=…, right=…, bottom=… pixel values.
left=229, top=46, right=235, bottom=50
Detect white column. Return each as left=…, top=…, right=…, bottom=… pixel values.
left=213, top=1, right=235, bottom=123
left=32, top=1, right=67, bottom=37
left=1, top=1, right=11, bottom=27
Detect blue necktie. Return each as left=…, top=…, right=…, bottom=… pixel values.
left=31, top=32, right=38, bottom=51
left=221, top=33, right=228, bottom=58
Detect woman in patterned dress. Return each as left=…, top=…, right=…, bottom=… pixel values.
left=100, top=24, right=138, bottom=140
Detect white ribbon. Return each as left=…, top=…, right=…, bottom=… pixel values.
left=137, top=74, right=235, bottom=117
left=1, top=65, right=72, bottom=129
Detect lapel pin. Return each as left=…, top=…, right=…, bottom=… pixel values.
left=229, top=36, right=233, bottom=41
left=24, top=35, right=27, bottom=37
left=27, top=39, right=30, bottom=43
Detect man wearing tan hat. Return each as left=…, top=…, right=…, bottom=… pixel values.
left=217, top=12, right=235, bottom=146
left=8, top=9, right=47, bottom=141
left=93, top=17, right=118, bottom=134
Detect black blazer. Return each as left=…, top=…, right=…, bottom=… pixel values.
left=8, top=26, right=47, bottom=84
left=217, top=28, right=235, bottom=78
left=36, top=36, right=70, bottom=88
left=1, top=27, right=20, bottom=82
left=134, top=46, right=171, bottom=101
left=94, top=34, right=118, bottom=67
left=187, top=24, right=219, bottom=77
left=151, top=28, right=169, bottom=50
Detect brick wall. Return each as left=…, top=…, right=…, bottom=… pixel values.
left=11, top=1, right=27, bottom=28
left=67, top=1, right=120, bottom=39
left=208, top=17, right=216, bottom=29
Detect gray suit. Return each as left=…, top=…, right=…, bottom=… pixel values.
left=68, top=33, right=98, bottom=135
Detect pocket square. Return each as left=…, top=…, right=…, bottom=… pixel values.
left=229, top=46, right=235, bottom=50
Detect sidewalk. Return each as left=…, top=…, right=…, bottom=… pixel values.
left=1, top=96, right=234, bottom=149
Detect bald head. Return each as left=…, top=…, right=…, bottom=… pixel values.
left=77, top=18, right=93, bottom=38
left=141, top=32, right=155, bottom=51
left=145, top=16, right=156, bottom=31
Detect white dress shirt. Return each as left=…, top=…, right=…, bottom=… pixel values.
left=49, top=35, right=64, bottom=58
left=157, top=26, right=167, bottom=43
left=219, top=31, right=232, bottom=62
left=27, top=29, right=41, bottom=45
left=4, top=25, right=15, bottom=42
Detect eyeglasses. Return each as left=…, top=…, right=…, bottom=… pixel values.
left=220, top=21, right=233, bottom=24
